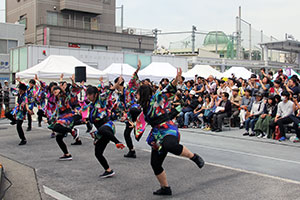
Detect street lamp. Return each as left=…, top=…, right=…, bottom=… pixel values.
left=138, top=37, right=142, bottom=52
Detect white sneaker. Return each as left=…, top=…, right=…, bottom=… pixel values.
left=262, top=135, right=268, bottom=139
left=257, top=134, right=263, bottom=138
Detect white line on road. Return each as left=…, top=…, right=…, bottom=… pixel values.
left=180, top=141, right=300, bottom=165
left=43, top=185, right=73, bottom=200
left=139, top=148, right=300, bottom=185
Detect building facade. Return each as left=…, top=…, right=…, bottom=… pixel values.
left=6, top=0, right=155, bottom=52
left=0, top=23, right=25, bottom=83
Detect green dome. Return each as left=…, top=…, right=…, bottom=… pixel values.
left=203, top=31, right=229, bottom=46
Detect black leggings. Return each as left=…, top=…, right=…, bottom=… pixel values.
left=95, top=125, right=120, bottom=170
left=124, top=122, right=134, bottom=150
left=53, top=124, right=72, bottom=155
left=151, top=135, right=183, bottom=175
left=27, top=112, right=32, bottom=128
left=37, top=109, right=46, bottom=124
left=17, top=120, right=26, bottom=141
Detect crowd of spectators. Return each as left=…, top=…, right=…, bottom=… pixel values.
left=165, top=68, right=300, bottom=143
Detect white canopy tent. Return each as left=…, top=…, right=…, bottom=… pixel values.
left=222, top=67, right=253, bottom=79
left=273, top=68, right=300, bottom=80
left=16, top=55, right=105, bottom=83
left=183, top=65, right=223, bottom=79
left=103, top=63, right=136, bottom=82
left=139, top=62, right=178, bottom=82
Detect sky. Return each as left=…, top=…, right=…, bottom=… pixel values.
left=1, top=0, right=299, bottom=47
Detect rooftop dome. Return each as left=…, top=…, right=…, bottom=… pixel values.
left=203, top=31, right=229, bottom=46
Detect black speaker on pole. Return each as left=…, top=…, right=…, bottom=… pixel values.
left=75, top=66, right=86, bottom=82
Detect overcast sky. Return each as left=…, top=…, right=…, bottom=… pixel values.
left=1, top=0, right=299, bottom=47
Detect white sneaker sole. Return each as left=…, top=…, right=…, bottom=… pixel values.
left=59, top=157, right=72, bottom=161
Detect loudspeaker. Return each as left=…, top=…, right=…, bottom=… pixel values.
left=75, top=66, right=86, bottom=82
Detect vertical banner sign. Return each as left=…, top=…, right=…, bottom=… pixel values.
left=43, top=27, right=50, bottom=45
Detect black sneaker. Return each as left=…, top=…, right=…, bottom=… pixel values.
left=215, top=128, right=222, bottom=132
left=190, top=153, right=205, bottom=169
left=100, top=170, right=115, bottom=178
left=10, top=121, right=16, bottom=125
left=243, top=132, right=249, bottom=136
left=249, top=132, right=256, bottom=137
left=18, top=140, right=27, bottom=145
left=124, top=150, right=136, bottom=158
left=59, top=154, right=72, bottom=161
left=26, top=127, right=32, bottom=131
left=71, top=139, right=82, bottom=145
left=38, top=123, right=42, bottom=127
left=153, top=186, right=172, bottom=196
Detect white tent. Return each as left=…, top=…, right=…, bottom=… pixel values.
left=16, top=55, right=105, bottom=82
left=222, top=67, right=253, bottom=79
left=183, top=65, right=222, bottom=79
left=273, top=68, right=300, bottom=80
left=103, top=63, right=136, bottom=82
left=139, top=62, right=178, bottom=82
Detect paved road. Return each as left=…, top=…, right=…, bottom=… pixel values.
left=0, top=120, right=300, bottom=200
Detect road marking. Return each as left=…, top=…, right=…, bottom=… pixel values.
left=180, top=141, right=300, bottom=165
left=43, top=185, right=73, bottom=200
left=139, top=148, right=300, bottom=185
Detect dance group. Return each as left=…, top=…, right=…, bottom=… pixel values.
left=5, top=61, right=204, bottom=196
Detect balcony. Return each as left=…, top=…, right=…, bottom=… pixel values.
left=60, top=0, right=103, bottom=15
left=39, top=16, right=115, bottom=32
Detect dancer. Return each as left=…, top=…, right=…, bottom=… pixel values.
left=5, top=83, right=32, bottom=145
left=116, top=60, right=142, bottom=158
left=136, top=68, right=205, bottom=195
left=50, top=77, right=82, bottom=160
left=16, top=77, right=39, bottom=131
left=86, top=79, right=125, bottom=178
left=35, top=75, right=47, bottom=127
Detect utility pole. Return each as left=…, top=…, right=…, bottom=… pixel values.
left=192, top=25, right=197, bottom=54
left=215, top=31, right=218, bottom=54
left=153, top=28, right=158, bottom=50
left=236, top=6, right=242, bottom=60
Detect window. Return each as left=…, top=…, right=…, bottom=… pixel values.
left=84, top=16, right=91, bottom=30
left=8, top=40, right=18, bottom=51
left=93, top=45, right=107, bottom=50
left=0, top=40, right=8, bottom=54
left=19, top=15, right=27, bottom=29
left=47, top=12, right=58, bottom=25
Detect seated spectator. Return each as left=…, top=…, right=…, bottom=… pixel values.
left=177, top=76, right=186, bottom=91
left=194, top=76, right=205, bottom=95
left=184, top=80, right=193, bottom=92
left=271, top=91, right=296, bottom=141
left=269, top=79, right=283, bottom=96
left=258, top=76, right=271, bottom=97
left=217, top=80, right=230, bottom=96
left=286, top=97, right=300, bottom=142
left=239, top=89, right=254, bottom=128
left=230, top=86, right=242, bottom=127
left=243, top=92, right=265, bottom=136
left=248, top=74, right=259, bottom=96
left=190, top=95, right=204, bottom=128
left=205, top=75, right=217, bottom=94
left=254, top=96, right=277, bottom=138
left=211, top=92, right=232, bottom=132
left=199, top=95, right=214, bottom=130
left=169, top=92, right=184, bottom=120
left=285, top=78, right=300, bottom=97
left=178, top=90, right=199, bottom=128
